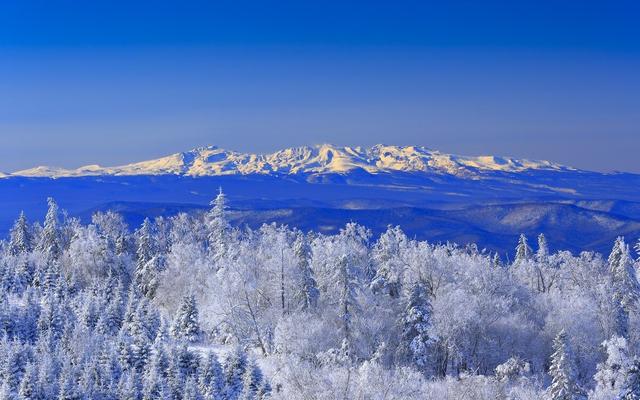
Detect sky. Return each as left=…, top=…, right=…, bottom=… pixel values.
left=1, top=1, right=639, bottom=173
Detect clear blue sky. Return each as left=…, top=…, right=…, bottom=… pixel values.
left=1, top=1, right=639, bottom=172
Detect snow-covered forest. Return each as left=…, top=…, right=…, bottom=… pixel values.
left=2, top=192, right=640, bottom=399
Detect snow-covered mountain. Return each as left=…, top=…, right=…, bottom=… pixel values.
left=5, top=144, right=574, bottom=178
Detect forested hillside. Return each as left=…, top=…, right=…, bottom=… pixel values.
left=2, top=191, right=640, bottom=399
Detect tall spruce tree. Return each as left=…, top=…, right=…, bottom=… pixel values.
left=206, top=188, right=229, bottom=263
left=170, top=294, right=201, bottom=342
left=292, top=232, right=319, bottom=311
left=397, top=282, right=433, bottom=373
left=135, top=218, right=158, bottom=298
left=37, top=198, right=61, bottom=261
left=547, top=330, right=581, bottom=400
left=514, top=234, right=532, bottom=265
left=608, top=237, right=640, bottom=337
left=9, top=212, right=31, bottom=256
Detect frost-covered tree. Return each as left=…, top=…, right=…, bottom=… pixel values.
left=592, top=336, right=633, bottom=399
left=537, top=233, right=549, bottom=262
left=135, top=218, right=160, bottom=298
left=206, top=188, right=230, bottom=263
left=547, top=330, right=581, bottom=400
left=36, top=198, right=61, bottom=260
left=370, top=226, right=405, bottom=298
left=608, top=237, right=639, bottom=338
left=336, top=254, right=359, bottom=354
left=514, top=234, right=532, bottom=265
left=9, top=212, right=32, bottom=256
left=199, top=352, right=224, bottom=400
left=170, top=294, right=201, bottom=342
left=396, top=282, right=433, bottom=373
left=292, top=232, right=319, bottom=311
left=224, top=347, right=248, bottom=400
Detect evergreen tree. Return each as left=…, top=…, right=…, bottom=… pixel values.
left=608, top=237, right=640, bottom=337
left=492, top=252, right=502, bottom=268
left=96, top=289, right=124, bottom=336
left=336, top=254, right=359, bottom=355
left=240, top=361, right=264, bottom=400
left=9, top=212, right=32, bottom=256
left=206, top=188, right=229, bottom=263
left=57, top=363, right=81, bottom=400
left=13, top=259, right=34, bottom=295
left=170, top=294, right=201, bottom=342
left=183, top=376, right=202, bottom=400
left=135, top=218, right=158, bottom=298
left=199, top=352, right=224, bottom=400
left=292, top=232, right=319, bottom=311
left=547, top=330, right=581, bottom=400
left=37, top=198, right=61, bottom=261
left=537, top=233, right=549, bottom=262
left=396, top=282, right=433, bottom=372
left=18, top=363, right=38, bottom=400
left=370, top=226, right=405, bottom=298
left=142, top=367, right=165, bottom=400
left=223, top=348, right=248, bottom=400
left=515, top=234, right=532, bottom=265
left=117, top=371, right=142, bottom=400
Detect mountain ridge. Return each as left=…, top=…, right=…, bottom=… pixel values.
left=5, top=144, right=578, bottom=178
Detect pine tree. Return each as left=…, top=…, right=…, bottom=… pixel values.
left=135, top=218, right=158, bottom=298
left=96, top=289, right=124, bottom=336
left=42, top=261, right=62, bottom=299
left=170, top=294, right=201, bottom=342
left=117, top=371, right=142, bottom=400
left=609, top=237, right=640, bottom=305
left=142, top=367, right=165, bottom=400
left=9, top=212, right=32, bottom=256
left=13, top=259, right=33, bottom=295
left=292, top=233, right=319, bottom=311
left=397, top=282, right=433, bottom=372
left=183, top=376, right=202, bottom=400
left=37, top=198, right=61, bottom=261
left=608, top=237, right=640, bottom=337
left=18, top=362, right=38, bottom=400
left=547, top=330, right=581, bottom=400
left=199, top=352, right=224, bottom=400
left=370, top=226, right=404, bottom=298
left=514, top=234, right=532, bottom=265
left=240, top=361, right=264, bottom=400
left=206, top=188, right=229, bottom=263
left=336, top=254, right=359, bottom=355
left=537, top=233, right=549, bottom=262
left=57, top=363, right=82, bottom=400
left=492, top=252, right=502, bottom=268
left=223, top=347, right=248, bottom=400
left=130, top=333, right=151, bottom=373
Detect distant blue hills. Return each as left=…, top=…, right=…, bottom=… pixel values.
left=2, top=145, right=640, bottom=255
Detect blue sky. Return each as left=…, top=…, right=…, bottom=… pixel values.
left=1, top=1, right=639, bottom=172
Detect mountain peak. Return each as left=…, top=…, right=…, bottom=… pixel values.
left=4, top=144, right=574, bottom=179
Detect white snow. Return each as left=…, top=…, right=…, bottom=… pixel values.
left=3, top=144, right=574, bottom=178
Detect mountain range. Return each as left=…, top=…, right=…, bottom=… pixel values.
left=5, top=144, right=572, bottom=178
left=2, top=144, right=640, bottom=255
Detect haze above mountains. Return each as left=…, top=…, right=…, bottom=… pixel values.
left=2, top=144, right=639, bottom=256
